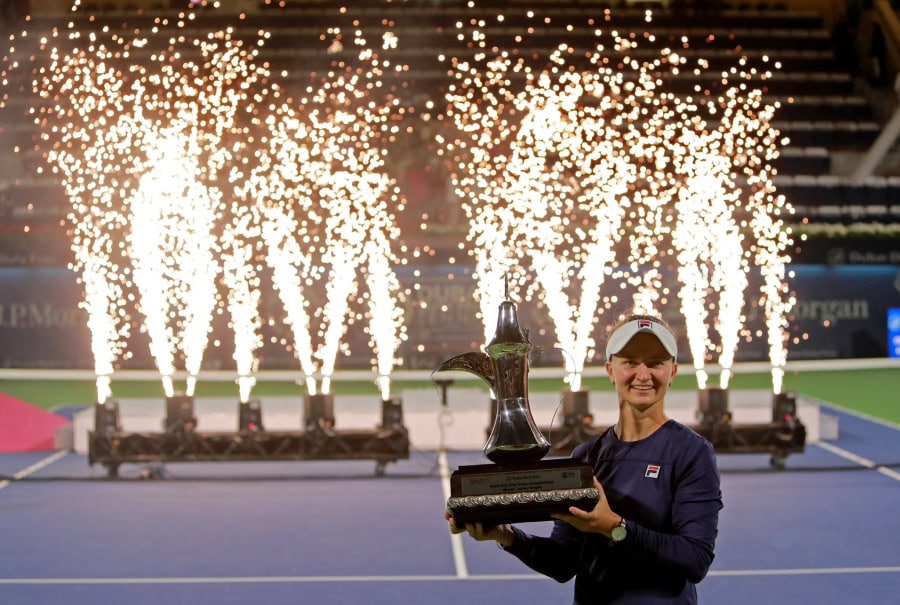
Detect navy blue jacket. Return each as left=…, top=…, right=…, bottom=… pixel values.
left=504, top=420, right=723, bottom=604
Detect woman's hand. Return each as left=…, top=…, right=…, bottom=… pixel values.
left=551, top=476, right=621, bottom=537
left=445, top=509, right=515, bottom=547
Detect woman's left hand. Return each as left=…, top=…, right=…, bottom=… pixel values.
left=551, top=476, right=620, bottom=537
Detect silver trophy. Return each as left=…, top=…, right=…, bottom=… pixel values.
left=436, top=284, right=599, bottom=525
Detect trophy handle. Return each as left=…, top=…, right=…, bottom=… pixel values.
left=435, top=352, right=496, bottom=392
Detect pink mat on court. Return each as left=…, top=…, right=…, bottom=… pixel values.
left=0, top=392, right=70, bottom=452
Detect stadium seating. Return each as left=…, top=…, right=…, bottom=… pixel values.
left=0, top=0, right=895, bottom=267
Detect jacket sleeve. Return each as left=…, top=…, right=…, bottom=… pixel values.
left=626, top=438, right=723, bottom=583
left=503, top=520, right=584, bottom=583
left=501, top=438, right=598, bottom=583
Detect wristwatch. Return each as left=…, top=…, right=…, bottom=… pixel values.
left=610, top=517, right=628, bottom=543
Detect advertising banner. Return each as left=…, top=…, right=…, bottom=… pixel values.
left=0, top=264, right=898, bottom=370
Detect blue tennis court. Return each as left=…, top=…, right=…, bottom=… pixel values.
left=1, top=404, right=898, bottom=605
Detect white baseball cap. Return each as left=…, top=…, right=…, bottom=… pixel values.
left=605, top=318, right=678, bottom=360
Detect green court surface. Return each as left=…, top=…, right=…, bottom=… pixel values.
left=1, top=365, right=897, bottom=423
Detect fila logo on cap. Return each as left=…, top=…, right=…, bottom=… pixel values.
left=606, top=317, right=678, bottom=360
left=645, top=464, right=660, bottom=479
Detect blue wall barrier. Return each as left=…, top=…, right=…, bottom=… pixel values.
left=0, top=264, right=897, bottom=370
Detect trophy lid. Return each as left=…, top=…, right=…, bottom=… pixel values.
left=487, top=276, right=529, bottom=348
left=488, top=300, right=528, bottom=347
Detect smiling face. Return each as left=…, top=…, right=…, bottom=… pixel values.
left=605, top=332, right=678, bottom=414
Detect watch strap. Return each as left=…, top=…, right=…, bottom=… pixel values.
left=610, top=517, right=628, bottom=543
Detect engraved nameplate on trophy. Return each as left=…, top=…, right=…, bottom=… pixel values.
left=436, top=285, right=599, bottom=525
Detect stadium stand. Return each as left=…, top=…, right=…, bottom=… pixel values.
left=0, top=0, right=898, bottom=268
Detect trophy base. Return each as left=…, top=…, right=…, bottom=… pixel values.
left=447, top=458, right=599, bottom=525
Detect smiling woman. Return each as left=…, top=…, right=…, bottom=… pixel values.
left=604, top=314, right=681, bottom=437
left=447, top=311, right=725, bottom=604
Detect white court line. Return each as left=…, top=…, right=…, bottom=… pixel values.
left=877, top=466, right=900, bottom=481
left=438, top=449, right=469, bottom=578
left=1, top=567, right=899, bottom=585
left=814, top=399, right=900, bottom=431
left=707, top=566, right=900, bottom=577
left=814, top=441, right=900, bottom=482
left=0, top=450, right=68, bottom=492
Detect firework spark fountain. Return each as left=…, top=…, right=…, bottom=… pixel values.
left=126, top=32, right=277, bottom=398
left=35, top=34, right=138, bottom=403
left=127, top=118, right=223, bottom=398
left=671, top=62, right=792, bottom=391
left=302, top=30, right=408, bottom=398
left=439, top=18, right=678, bottom=390
left=437, top=47, right=525, bottom=350
left=438, top=8, right=793, bottom=392
left=238, top=105, right=323, bottom=395
left=242, top=28, right=408, bottom=398
left=673, top=125, right=746, bottom=390
left=12, top=4, right=793, bottom=400
left=220, top=206, right=262, bottom=403
left=736, top=88, right=796, bottom=393
left=25, top=11, right=284, bottom=401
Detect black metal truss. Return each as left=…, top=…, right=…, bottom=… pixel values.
left=88, top=426, right=411, bottom=477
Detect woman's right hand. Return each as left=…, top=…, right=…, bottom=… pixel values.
left=445, top=510, right=515, bottom=547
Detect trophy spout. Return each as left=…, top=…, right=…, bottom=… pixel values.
left=435, top=352, right=496, bottom=392
left=485, top=397, right=551, bottom=465
left=436, top=283, right=551, bottom=466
